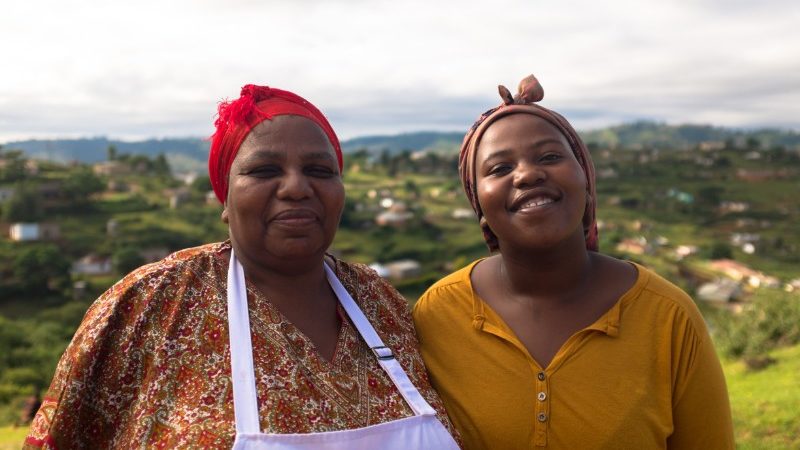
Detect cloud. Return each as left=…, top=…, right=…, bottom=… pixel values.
left=1, top=0, right=798, bottom=142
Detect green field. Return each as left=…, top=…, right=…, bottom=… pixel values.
left=0, top=426, right=27, bottom=449
left=724, top=344, right=800, bottom=449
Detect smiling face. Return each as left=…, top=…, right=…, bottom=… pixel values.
left=475, top=113, right=588, bottom=252
left=222, top=115, right=345, bottom=270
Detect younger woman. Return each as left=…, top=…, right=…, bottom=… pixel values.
left=413, top=74, right=734, bottom=449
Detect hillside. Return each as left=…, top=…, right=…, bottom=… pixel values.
left=3, top=123, right=799, bottom=171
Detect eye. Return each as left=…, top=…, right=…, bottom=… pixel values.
left=305, top=165, right=338, bottom=178
left=487, top=163, right=513, bottom=177
left=244, top=165, right=281, bottom=178
left=540, top=153, right=563, bottom=163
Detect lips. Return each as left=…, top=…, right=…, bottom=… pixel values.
left=270, top=208, right=319, bottom=225
left=509, top=188, right=560, bottom=212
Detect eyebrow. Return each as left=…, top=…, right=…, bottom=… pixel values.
left=238, top=149, right=336, bottom=165
left=481, top=137, right=565, bottom=164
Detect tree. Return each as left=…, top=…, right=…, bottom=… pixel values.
left=0, top=150, right=27, bottom=183
left=63, top=168, right=105, bottom=209
left=13, top=245, right=71, bottom=294
left=107, top=145, right=118, bottom=161
left=2, top=183, right=43, bottom=222
left=190, top=175, right=212, bottom=194
left=112, top=247, right=145, bottom=275
left=153, top=153, right=171, bottom=176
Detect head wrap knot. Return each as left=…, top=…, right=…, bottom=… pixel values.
left=208, top=84, right=342, bottom=203
left=458, top=74, right=599, bottom=252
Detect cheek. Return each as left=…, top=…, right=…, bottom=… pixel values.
left=476, top=179, right=502, bottom=211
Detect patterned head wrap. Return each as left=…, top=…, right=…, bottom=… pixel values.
left=208, top=84, right=342, bottom=203
left=458, top=74, right=598, bottom=252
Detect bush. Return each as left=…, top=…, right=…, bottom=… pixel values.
left=713, top=289, right=800, bottom=369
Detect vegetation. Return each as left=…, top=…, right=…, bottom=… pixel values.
left=0, top=129, right=799, bottom=445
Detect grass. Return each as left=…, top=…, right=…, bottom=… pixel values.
left=0, top=426, right=27, bottom=450
left=724, top=343, right=800, bottom=449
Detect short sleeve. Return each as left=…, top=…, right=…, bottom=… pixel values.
left=668, top=321, right=735, bottom=449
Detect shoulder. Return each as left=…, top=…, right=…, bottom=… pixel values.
left=331, top=258, right=410, bottom=317
left=74, top=242, right=227, bottom=348
left=413, top=260, right=479, bottom=321
left=627, top=263, right=709, bottom=338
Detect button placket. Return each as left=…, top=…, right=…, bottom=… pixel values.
left=533, top=371, right=549, bottom=446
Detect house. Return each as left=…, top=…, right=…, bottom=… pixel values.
left=718, top=201, right=749, bottom=214
left=165, top=188, right=191, bottom=209
left=72, top=254, right=112, bottom=275
left=0, top=187, right=15, bottom=202
left=206, top=190, right=219, bottom=205
left=139, top=247, right=170, bottom=263
left=9, top=223, right=60, bottom=241
left=383, top=260, right=422, bottom=280
left=674, top=245, right=698, bottom=260
left=451, top=208, right=474, bottom=220
left=93, top=161, right=128, bottom=176
left=616, top=237, right=649, bottom=255
left=699, top=141, right=725, bottom=152
left=708, top=259, right=779, bottom=288
left=367, top=263, right=390, bottom=278
left=376, top=203, right=413, bottom=227
left=696, top=279, right=742, bottom=303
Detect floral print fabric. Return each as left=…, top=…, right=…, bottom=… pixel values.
left=25, top=241, right=456, bottom=449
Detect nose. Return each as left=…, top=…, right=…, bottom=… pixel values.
left=276, top=170, right=312, bottom=200
left=512, top=162, right=546, bottom=188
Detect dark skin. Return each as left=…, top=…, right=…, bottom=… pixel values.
left=471, top=114, right=637, bottom=368
left=222, top=115, right=344, bottom=362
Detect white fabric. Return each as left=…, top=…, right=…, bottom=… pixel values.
left=226, top=251, right=459, bottom=450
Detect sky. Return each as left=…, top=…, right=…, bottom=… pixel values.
left=1, top=0, right=798, bottom=142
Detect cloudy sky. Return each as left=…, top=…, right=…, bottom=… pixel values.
left=1, top=0, right=798, bottom=142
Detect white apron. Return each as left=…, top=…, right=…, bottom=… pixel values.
left=226, top=251, right=460, bottom=450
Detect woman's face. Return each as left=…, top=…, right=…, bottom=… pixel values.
left=475, top=113, right=587, bottom=252
left=223, top=115, right=344, bottom=268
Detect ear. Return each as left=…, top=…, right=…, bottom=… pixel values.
left=221, top=205, right=229, bottom=224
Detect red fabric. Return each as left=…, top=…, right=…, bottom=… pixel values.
left=208, top=85, right=342, bottom=203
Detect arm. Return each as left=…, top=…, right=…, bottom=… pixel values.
left=668, top=321, right=735, bottom=449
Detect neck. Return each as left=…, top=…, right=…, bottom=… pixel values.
left=229, top=242, right=330, bottom=310
left=497, top=233, right=592, bottom=304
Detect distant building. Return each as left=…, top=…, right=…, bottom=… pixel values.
left=709, top=259, right=779, bottom=288
left=72, top=254, right=112, bottom=275
left=383, top=260, right=422, bottom=280
left=451, top=208, right=474, bottom=220
left=165, top=188, right=191, bottom=209
left=674, top=245, right=698, bottom=260
left=696, top=279, right=742, bottom=303
left=9, top=223, right=60, bottom=241
left=616, top=237, right=649, bottom=255
left=140, top=247, right=170, bottom=263
left=718, top=201, right=749, bottom=214
left=368, top=263, right=390, bottom=278
left=93, top=161, right=128, bottom=176
left=0, top=187, right=15, bottom=202
left=376, top=203, right=413, bottom=227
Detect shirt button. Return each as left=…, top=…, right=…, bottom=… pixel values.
left=537, top=413, right=548, bottom=422
left=537, top=372, right=545, bottom=381
left=537, top=392, right=547, bottom=401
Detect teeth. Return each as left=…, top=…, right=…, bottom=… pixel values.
left=519, top=197, right=554, bottom=209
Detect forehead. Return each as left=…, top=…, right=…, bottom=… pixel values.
left=237, top=115, right=335, bottom=161
left=478, top=113, right=569, bottom=155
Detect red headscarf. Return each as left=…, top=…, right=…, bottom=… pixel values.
left=459, top=74, right=599, bottom=252
left=208, top=84, right=342, bottom=203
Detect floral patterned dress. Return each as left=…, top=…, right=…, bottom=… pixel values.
left=24, top=241, right=458, bottom=449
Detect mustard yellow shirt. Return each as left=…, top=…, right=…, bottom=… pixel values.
left=413, top=260, right=734, bottom=450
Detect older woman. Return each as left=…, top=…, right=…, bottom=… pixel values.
left=413, top=75, right=734, bottom=449
left=25, top=85, right=460, bottom=449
